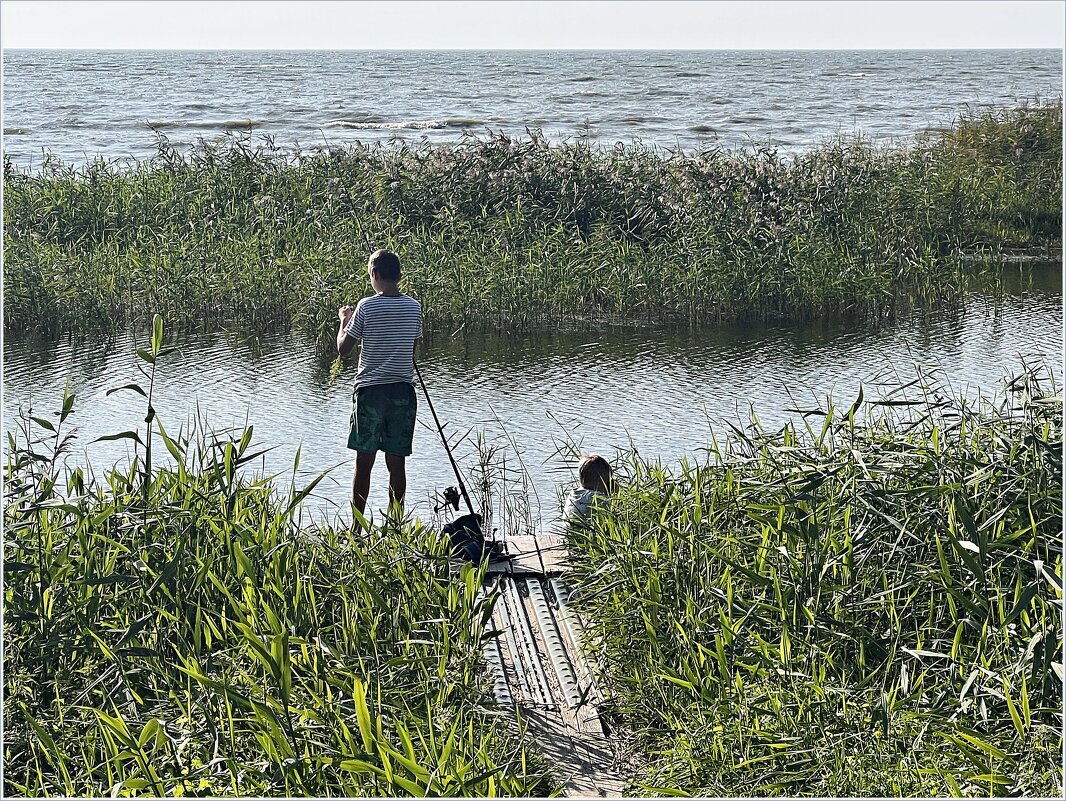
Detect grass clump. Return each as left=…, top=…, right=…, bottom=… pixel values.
left=564, top=368, right=1063, bottom=797
left=3, top=101, right=1060, bottom=338
left=2, top=321, right=557, bottom=797
left=924, top=101, right=1063, bottom=246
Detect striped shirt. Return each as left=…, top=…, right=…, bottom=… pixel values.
left=345, top=294, right=423, bottom=389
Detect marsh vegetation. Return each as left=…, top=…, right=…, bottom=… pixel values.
left=3, top=102, right=1060, bottom=338
left=565, top=368, right=1063, bottom=796
left=3, top=321, right=558, bottom=797
left=3, top=101, right=1063, bottom=798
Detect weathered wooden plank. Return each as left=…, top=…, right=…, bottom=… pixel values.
left=481, top=531, right=623, bottom=798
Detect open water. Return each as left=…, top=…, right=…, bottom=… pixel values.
left=2, top=49, right=1062, bottom=166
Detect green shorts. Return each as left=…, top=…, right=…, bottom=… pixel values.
left=348, top=381, right=417, bottom=456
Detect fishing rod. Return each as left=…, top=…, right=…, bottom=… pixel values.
left=412, top=360, right=476, bottom=517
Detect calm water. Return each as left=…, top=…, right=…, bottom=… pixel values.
left=2, top=49, right=1062, bottom=166
left=3, top=268, right=1061, bottom=525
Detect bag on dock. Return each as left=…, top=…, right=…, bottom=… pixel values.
left=443, top=512, right=507, bottom=564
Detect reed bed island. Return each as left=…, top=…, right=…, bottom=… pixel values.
left=3, top=102, right=1061, bottom=338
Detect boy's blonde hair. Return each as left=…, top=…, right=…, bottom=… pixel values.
left=578, top=454, right=612, bottom=494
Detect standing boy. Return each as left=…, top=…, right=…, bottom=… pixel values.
left=337, top=249, right=422, bottom=519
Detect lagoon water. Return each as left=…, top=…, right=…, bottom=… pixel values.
left=2, top=49, right=1063, bottom=524
left=2, top=49, right=1062, bottom=167
left=4, top=268, right=1061, bottom=524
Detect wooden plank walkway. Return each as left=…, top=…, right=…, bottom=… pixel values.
left=481, top=534, right=626, bottom=798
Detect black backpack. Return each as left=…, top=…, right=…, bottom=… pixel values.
left=443, top=513, right=507, bottom=563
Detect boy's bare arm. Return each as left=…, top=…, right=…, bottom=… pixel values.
left=337, top=305, right=357, bottom=356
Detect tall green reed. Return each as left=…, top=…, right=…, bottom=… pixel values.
left=3, top=319, right=558, bottom=797
left=563, top=366, right=1062, bottom=797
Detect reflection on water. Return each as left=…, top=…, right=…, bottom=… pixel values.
left=3, top=271, right=1062, bottom=525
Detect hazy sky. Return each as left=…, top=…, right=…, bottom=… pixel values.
left=2, top=1, right=1064, bottom=50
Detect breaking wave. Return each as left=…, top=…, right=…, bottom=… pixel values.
left=324, top=118, right=487, bottom=130
left=144, top=119, right=267, bottom=129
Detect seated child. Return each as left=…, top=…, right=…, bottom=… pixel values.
left=564, top=453, right=613, bottom=521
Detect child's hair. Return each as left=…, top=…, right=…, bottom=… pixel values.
left=578, top=454, right=612, bottom=494
left=369, top=249, right=401, bottom=282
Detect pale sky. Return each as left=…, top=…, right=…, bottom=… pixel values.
left=1, top=1, right=1064, bottom=50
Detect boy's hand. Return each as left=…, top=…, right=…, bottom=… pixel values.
left=337, top=305, right=357, bottom=355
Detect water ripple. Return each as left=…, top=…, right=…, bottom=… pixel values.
left=5, top=278, right=1059, bottom=521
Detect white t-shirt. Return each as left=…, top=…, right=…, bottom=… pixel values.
left=564, top=487, right=604, bottom=520
left=345, top=294, right=422, bottom=388
left=540, top=488, right=607, bottom=537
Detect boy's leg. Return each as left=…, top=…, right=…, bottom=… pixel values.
left=352, top=450, right=377, bottom=517
left=379, top=382, right=415, bottom=511
left=384, top=452, right=407, bottom=508
left=349, top=384, right=387, bottom=521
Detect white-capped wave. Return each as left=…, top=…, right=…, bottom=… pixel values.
left=324, top=118, right=485, bottom=130
left=143, top=119, right=266, bottom=129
